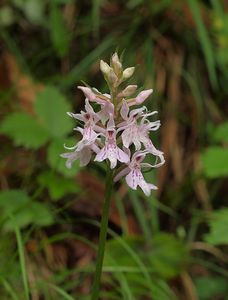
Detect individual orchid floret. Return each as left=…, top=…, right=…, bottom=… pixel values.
left=78, top=86, right=97, bottom=102
left=128, top=89, right=153, bottom=106
left=67, top=99, right=102, bottom=151
left=97, top=100, right=114, bottom=124
left=117, top=106, right=165, bottom=168
left=95, top=116, right=129, bottom=169
left=142, top=138, right=165, bottom=168
left=61, top=144, right=100, bottom=168
left=78, top=86, right=114, bottom=124
left=118, top=106, right=148, bottom=150
left=78, top=86, right=108, bottom=105
left=114, top=151, right=158, bottom=196
left=67, top=98, right=99, bottom=124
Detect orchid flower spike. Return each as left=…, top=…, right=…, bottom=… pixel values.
left=61, top=52, right=165, bottom=196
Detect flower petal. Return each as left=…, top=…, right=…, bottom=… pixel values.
left=125, top=170, right=138, bottom=190
left=138, top=179, right=153, bottom=196
left=109, top=155, right=117, bottom=169
left=97, top=101, right=114, bottom=124
left=67, top=112, right=84, bottom=122
left=120, top=100, right=129, bottom=120
left=107, top=114, right=115, bottom=129
left=121, top=128, right=133, bottom=148
left=129, top=106, right=147, bottom=118
left=94, top=146, right=108, bottom=162
left=78, top=86, right=97, bottom=101
left=122, top=123, right=141, bottom=149
left=79, top=147, right=92, bottom=166
left=60, top=151, right=79, bottom=168
left=117, top=147, right=130, bottom=163
left=135, top=89, right=153, bottom=104
left=114, top=167, right=130, bottom=182
left=106, top=144, right=118, bottom=169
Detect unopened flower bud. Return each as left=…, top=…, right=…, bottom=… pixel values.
left=122, top=67, right=135, bottom=80
left=135, top=89, right=153, bottom=104
left=127, top=89, right=153, bottom=107
left=111, top=53, right=122, bottom=76
left=107, top=69, right=118, bottom=86
left=118, top=85, right=137, bottom=97
left=100, top=60, right=111, bottom=75
left=78, top=86, right=97, bottom=101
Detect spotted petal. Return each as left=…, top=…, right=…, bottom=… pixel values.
left=60, top=146, right=93, bottom=168
left=126, top=169, right=157, bottom=196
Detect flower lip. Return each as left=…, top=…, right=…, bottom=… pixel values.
left=107, top=130, right=114, bottom=138
left=136, top=155, right=142, bottom=161
left=84, top=113, right=90, bottom=120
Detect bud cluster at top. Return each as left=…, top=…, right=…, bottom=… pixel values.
left=61, top=53, right=165, bottom=196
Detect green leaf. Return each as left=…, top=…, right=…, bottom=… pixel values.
left=27, top=202, right=54, bottom=227
left=38, top=171, right=80, bottom=200
left=204, top=208, right=228, bottom=245
left=34, top=86, right=73, bottom=139
left=194, top=276, right=228, bottom=300
left=127, top=0, right=145, bottom=9
left=0, top=112, right=49, bottom=149
left=104, top=233, right=189, bottom=279
left=0, top=190, right=54, bottom=231
left=147, top=234, right=189, bottom=278
left=0, top=190, right=30, bottom=214
left=214, top=122, right=228, bottom=142
left=47, top=138, right=80, bottom=177
left=49, top=3, right=70, bottom=57
left=24, top=0, right=45, bottom=25
left=201, top=146, right=228, bottom=178
left=0, top=6, right=14, bottom=27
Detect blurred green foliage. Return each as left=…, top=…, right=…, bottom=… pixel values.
left=0, top=190, right=54, bottom=231
left=0, top=0, right=227, bottom=299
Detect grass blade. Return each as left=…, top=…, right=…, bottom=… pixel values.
left=58, top=36, right=114, bottom=87
left=11, top=215, right=30, bottom=300
left=92, top=0, right=103, bottom=38
left=47, top=283, right=75, bottom=300
left=148, top=195, right=159, bottom=233
left=187, top=0, right=218, bottom=89
left=129, top=190, right=151, bottom=241
left=1, top=278, right=20, bottom=300
left=116, top=193, right=129, bottom=235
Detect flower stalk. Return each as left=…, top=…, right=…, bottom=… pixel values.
left=91, top=166, right=113, bottom=300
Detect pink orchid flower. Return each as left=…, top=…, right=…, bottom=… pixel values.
left=118, top=104, right=160, bottom=151
left=118, top=105, right=147, bottom=150
left=67, top=99, right=104, bottom=151
left=114, top=151, right=158, bottom=196
left=78, top=86, right=114, bottom=124
left=95, top=117, right=129, bottom=169
left=61, top=144, right=100, bottom=168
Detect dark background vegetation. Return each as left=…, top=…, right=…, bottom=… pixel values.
left=0, top=0, right=227, bottom=299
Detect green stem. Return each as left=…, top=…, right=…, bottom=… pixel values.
left=91, top=166, right=114, bottom=300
